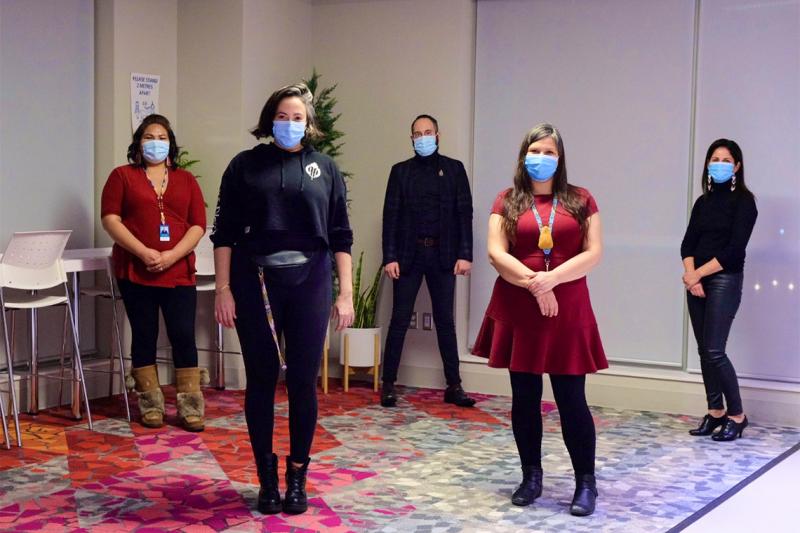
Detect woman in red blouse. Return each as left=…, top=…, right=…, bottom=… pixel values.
left=101, top=114, right=207, bottom=432
left=473, top=123, right=606, bottom=516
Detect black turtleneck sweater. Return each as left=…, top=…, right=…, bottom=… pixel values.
left=210, top=142, right=353, bottom=255
left=680, top=181, right=757, bottom=273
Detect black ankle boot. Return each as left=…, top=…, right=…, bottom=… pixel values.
left=511, top=465, right=543, bottom=506
left=256, top=453, right=281, bottom=514
left=444, top=384, right=476, bottom=407
left=689, top=414, right=728, bottom=436
left=283, top=457, right=310, bottom=515
left=712, top=416, right=748, bottom=441
left=381, top=382, right=398, bottom=407
left=570, top=474, right=598, bottom=516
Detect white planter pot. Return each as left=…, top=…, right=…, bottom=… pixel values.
left=339, top=327, right=381, bottom=367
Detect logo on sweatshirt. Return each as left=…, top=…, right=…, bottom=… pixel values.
left=305, top=162, right=321, bottom=180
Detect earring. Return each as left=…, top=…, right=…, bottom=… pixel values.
left=707, top=174, right=713, bottom=191
left=731, top=175, right=736, bottom=191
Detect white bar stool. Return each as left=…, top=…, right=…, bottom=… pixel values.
left=66, top=267, right=131, bottom=421
left=0, top=231, right=93, bottom=446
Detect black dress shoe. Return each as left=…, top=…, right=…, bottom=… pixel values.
left=689, top=414, right=728, bottom=436
left=712, top=416, right=748, bottom=441
left=511, top=466, right=543, bottom=506
left=444, top=385, right=476, bottom=407
left=570, top=474, right=598, bottom=516
left=381, top=383, right=398, bottom=407
left=283, top=457, right=310, bottom=515
left=255, top=453, right=281, bottom=514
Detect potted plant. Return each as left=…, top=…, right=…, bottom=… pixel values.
left=339, top=252, right=383, bottom=389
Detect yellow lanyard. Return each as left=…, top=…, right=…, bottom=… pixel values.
left=257, top=267, right=287, bottom=370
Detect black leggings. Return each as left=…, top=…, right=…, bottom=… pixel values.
left=117, top=279, right=198, bottom=369
left=686, top=272, right=744, bottom=416
left=230, top=248, right=331, bottom=464
left=510, top=372, right=596, bottom=476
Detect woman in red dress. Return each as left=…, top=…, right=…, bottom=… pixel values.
left=473, top=123, right=607, bottom=516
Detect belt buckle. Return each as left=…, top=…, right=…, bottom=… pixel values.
left=423, top=237, right=434, bottom=247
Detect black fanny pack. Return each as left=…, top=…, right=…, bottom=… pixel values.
left=251, top=250, right=317, bottom=286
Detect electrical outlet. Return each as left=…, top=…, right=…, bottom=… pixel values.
left=409, top=311, right=417, bottom=329
left=422, top=312, right=433, bottom=330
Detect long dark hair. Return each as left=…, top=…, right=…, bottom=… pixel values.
left=250, top=83, right=323, bottom=145
left=127, top=114, right=179, bottom=169
left=702, top=138, right=754, bottom=199
left=502, top=123, right=590, bottom=243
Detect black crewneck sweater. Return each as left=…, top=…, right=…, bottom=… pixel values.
left=680, top=181, right=757, bottom=273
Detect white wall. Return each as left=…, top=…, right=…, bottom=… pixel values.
left=177, top=0, right=245, bottom=219
left=689, top=0, right=800, bottom=382
left=95, top=0, right=178, bottom=246
left=311, top=0, right=476, bottom=382
left=470, top=0, right=800, bottom=388
left=242, top=0, right=314, bottom=149
left=1, top=0, right=94, bottom=248
left=471, top=0, right=696, bottom=368
left=0, top=0, right=95, bottom=363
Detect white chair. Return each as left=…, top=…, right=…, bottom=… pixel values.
left=0, top=230, right=93, bottom=446
left=195, top=229, right=240, bottom=389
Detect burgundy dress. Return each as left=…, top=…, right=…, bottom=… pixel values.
left=472, top=187, right=608, bottom=375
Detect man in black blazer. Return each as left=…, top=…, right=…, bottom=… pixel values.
left=380, top=114, right=475, bottom=408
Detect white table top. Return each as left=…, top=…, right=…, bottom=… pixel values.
left=0, top=247, right=112, bottom=274
left=61, top=247, right=112, bottom=273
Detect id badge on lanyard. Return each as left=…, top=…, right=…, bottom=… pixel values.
left=531, top=196, right=558, bottom=271
left=153, top=168, right=170, bottom=242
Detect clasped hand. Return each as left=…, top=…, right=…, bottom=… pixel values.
left=682, top=270, right=705, bottom=298
left=526, top=270, right=559, bottom=297
left=141, top=248, right=178, bottom=273
left=524, top=271, right=559, bottom=317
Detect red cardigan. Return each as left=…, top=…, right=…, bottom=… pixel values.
left=101, top=164, right=206, bottom=287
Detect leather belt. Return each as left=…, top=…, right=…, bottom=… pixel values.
left=416, top=237, right=439, bottom=247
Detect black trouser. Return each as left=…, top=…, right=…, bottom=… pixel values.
left=382, top=246, right=461, bottom=386
left=230, top=248, right=331, bottom=464
left=510, top=372, right=595, bottom=476
left=117, top=279, right=198, bottom=369
left=687, top=271, right=744, bottom=416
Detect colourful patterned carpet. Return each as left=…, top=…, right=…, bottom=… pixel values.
left=0, top=381, right=797, bottom=532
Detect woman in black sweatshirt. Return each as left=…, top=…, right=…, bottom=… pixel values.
left=680, top=138, right=757, bottom=442
left=211, top=83, right=354, bottom=515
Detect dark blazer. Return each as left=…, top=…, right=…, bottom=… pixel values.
left=382, top=152, right=473, bottom=271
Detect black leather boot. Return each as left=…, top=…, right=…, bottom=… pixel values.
left=283, top=457, right=310, bottom=515
left=689, top=414, right=728, bottom=436
left=444, top=384, right=476, bottom=407
left=511, top=465, right=543, bottom=506
left=570, top=474, right=598, bottom=516
left=381, top=382, right=398, bottom=407
left=256, top=453, right=281, bottom=514
left=712, top=416, right=748, bottom=441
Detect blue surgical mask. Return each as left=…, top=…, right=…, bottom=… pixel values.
left=525, top=154, right=558, bottom=182
left=708, top=162, right=735, bottom=183
left=273, top=120, right=306, bottom=149
left=142, top=140, right=170, bottom=164
left=413, top=135, right=438, bottom=157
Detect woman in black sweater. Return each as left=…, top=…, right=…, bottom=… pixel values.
left=211, top=83, right=354, bottom=515
left=680, top=138, right=757, bottom=442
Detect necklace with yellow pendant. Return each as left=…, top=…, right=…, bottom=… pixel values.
left=531, top=196, right=558, bottom=271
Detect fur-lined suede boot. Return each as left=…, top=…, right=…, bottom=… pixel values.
left=175, top=367, right=207, bottom=432
left=129, top=365, right=165, bottom=428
